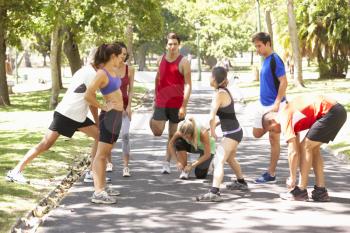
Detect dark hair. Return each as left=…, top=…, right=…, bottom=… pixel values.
left=166, top=32, right=181, bottom=44
left=93, top=43, right=123, bottom=66
left=251, top=32, right=271, bottom=45
left=212, top=66, right=227, bottom=86
left=114, top=41, right=129, bottom=62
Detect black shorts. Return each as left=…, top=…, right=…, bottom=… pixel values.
left=306, top=103, right=347, bottom=143
left=175, top=138, right=214, bottom=179
left=223, top=128, right=243, bottom=143
left=152, top=107, right=184, bottom=124
left=99, top=109, right=123, bottom=144
left=49, top=111, right=95, bottom=138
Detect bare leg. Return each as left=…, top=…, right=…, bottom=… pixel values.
left=93, top=142, right=113, bottom=193
left=299, top=138, right=322, bottom=190
left=212, top=138, right=238, bottom=188
left=167, top=122, right=178, bottom=162
left=226, top=149, right=243, bottom=179
left=268, top=132, right=280, bottom=176
left=149, top=118, right=166, bottom=136
left=176, top=151, right=188, bottom=168
left=312, top=145, right=325, bottom=187
left=287, top=135, right=301, bottom=188
left=79, top=125, right=99, bottom=171
left=14, top=130, right=60, bottom=172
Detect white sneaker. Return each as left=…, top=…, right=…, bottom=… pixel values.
left=179, top=171, right=189, bottom=180
left=106, top=163, right=113, bottom=172
left=105, top=186, right=120, bottom=196
left=91, top=191, right=117, bottom=204
left=6, top=170, right=29, bottom=184
left=123, top=167, right=131, bottom=177
left=84, top=171, right=111, bottom=183
left=161, top=161, right=171, bottom=174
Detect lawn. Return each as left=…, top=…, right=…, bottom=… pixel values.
left=0, top=85, right=147, bottom=233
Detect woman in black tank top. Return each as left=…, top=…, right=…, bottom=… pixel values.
left=196, top=66, right=248, bottom=202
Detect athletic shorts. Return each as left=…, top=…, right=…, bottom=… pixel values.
left=152, top=107, right=184, bottom=124
left=175, top=138, right=213, bottom=179
left=253, top=101, right=286, bottom=129
left=306, top=103, right=347, bottom=143
left=223, top=128, right=243, bottom=143
left=99, top=109, right=123, bottom=144
left=49, top=111, right=95, bottom=138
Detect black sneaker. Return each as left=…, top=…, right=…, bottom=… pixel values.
left=280, top=186, right=309, bottom=201
left=311, top=185, right=330, bottom=202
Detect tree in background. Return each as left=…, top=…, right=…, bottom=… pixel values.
left=297, top=0, right=350, bottom=79
left=0, top=0, right=42, bottom=106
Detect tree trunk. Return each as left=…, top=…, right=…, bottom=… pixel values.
left=63, top=28, right=81, bottom=75
left=0, top=6, right=10, bottom=106
left=43, top=53, right=47, bottom=66
left=49, top=24, right=62, bottom=109
left=287, top=0, right=304, bottom=87
left=125, top=22, right=134, bottom=66
left=265, top=8, right=274, bottom=49
left=137, top=43, right=147, bottom=71
left=24, top=50, right=32, bottom=67
left=58, top=38, right=63, bottom=89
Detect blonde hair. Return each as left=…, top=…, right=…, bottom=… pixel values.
left=179, top=117, right=198, bottom=149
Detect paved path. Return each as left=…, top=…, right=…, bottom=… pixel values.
left=36, top=81, right=350, bottom=233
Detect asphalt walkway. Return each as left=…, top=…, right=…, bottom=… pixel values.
left=36, top=81, right=350, bottom=233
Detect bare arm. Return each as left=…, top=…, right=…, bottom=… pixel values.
left=209, top=92, right=223, bottom=140
left=272, top=76, right=287, bottom=111
left=181, top=59, right=192, bottom=109
left=126, top=66, right=135, bottom=119
left=167, top=131, right=183, bottom=169
left=89, top=105, right=99, bottom=127
left=154, top=57, right=162, bottom=102
left=194, top=129, right=212, bottom=166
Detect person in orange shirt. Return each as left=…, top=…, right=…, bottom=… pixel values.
left=262, top=95, right=347, bottom=201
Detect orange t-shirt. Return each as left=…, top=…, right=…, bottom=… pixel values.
left=277, top=95, right=336, bottom=142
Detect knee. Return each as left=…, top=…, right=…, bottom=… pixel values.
left=152, top=130, right=162, bottom=137
left=253, top=128, right=265, bottom=138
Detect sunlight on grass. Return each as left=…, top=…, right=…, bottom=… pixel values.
left=0, top=129, right=92, bottom=232
left=0, top=85, right=148, bottom=232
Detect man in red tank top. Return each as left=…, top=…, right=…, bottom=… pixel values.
left=149, top=32, right=192, bottom=174
left=262, top=95, right=347, bottom=202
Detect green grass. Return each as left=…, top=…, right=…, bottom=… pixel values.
left=0, top=85, right=147, bottom=232
left=0, top=130, right=92, bottom=233
left=0, top=90, right=66, bottom=112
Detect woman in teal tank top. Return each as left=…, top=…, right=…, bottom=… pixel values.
left=168, top=118, right=215, bottom=179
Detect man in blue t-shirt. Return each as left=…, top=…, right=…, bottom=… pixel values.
left=251, top=32, right=288, bottom=184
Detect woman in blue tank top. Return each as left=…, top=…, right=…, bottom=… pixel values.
left=85, top=43, right=127, bottom=204
left=196, top=66, right=248, bottom=202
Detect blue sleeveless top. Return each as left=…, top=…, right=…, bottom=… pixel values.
left=100, top=68, right=121, bottom=95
